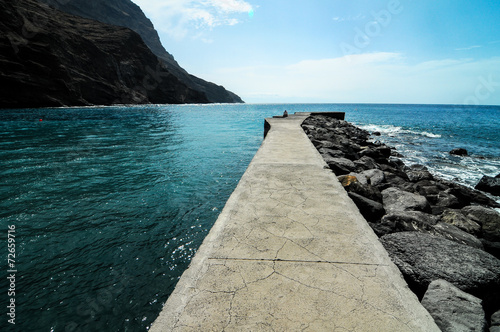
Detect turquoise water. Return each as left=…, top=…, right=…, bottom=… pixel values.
left=1, top=103, right=499, bottom=331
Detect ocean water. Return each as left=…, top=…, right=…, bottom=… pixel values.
left=1, top=103, right=499, bottom=331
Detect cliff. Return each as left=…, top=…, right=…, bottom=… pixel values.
left=0, top=0, right=210, bottom=108
left=39, top=0, right=244, bottom=103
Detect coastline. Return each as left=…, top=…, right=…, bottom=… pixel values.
left=302, top=114, right=500, bottom=328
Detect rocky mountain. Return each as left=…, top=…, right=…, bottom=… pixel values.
left=0, top=0, right=210, bottom=108
left=39, top=0, right=244, bottom=103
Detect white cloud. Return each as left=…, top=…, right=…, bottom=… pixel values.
left=201, top=53, right=500, bottom=105
left=207, top=0, right=252, bottom=13
left=132, top=0, right=253, bottom=39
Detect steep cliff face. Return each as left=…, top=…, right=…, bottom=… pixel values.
left=0, top=0, right=209, bottom=108
left=39, top=0, right=244, bottom=103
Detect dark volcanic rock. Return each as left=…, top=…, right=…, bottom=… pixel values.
left=382, top=172, right=413, bottom=192
left=414, top=180, right=442, bottom=197
left=39, top=0, right=243, bottom=103
left=353, top=156, right=379, bottom=171
left=421, top=279, right=487, bottom=332
left=359, top=147, right=390, bottom=161
left=318, top=147, right=344, bottom=158
left=475, top=175, right=500, bottom=196
left=440, top=209, right=481, bottom=236
left=391, top=150, right=404, bottom=158
left=361, top=169, right=385, bottom=186
left=380, top=232, right=500, bottom=304
left=429, top=191, right=461, bottom=215
left=338, top=175, right=382, bottom=202
left=491, top=310, right=500, bottom=332
left=347, top=192, right=385, bottom=222
left=450, top=148, right=468, bottom=156
left=324, top=157, right=356, bottom=175
left=462, top=205, right=500, bottom=242
left=0, top=0, right=208, bottom=108
left=429, top=222, right=484, bottom=249
left=406, top=165, right=434, bottom=182
left=303, top=114, right=500, bottom=319
left=407, top=170, right=434, bottom=182
left=441, top=180, right=500, bottom=208
left=377, top=211, right=438, bottom=236
left=382, top=187, right=431, bottom=213
left=481, top=239, right=500, bottom=260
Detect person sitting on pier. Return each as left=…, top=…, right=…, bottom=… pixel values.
left=283, top=110, right=288, bottom=117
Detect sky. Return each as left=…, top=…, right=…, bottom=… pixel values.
left=131, top=0, right=500, bottom=105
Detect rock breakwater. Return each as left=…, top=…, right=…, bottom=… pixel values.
left=302, top=114, right=500, bottom=330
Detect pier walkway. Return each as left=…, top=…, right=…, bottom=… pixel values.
left=150, top=113, right=439, bottom=331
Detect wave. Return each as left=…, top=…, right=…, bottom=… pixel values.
left=404, top=130, right=442, bottom=138
left=357, top=123, right=441, bottom=138
left=357, top=124, right=402, bottom=136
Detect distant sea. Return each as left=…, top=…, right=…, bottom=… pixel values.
left=1, top=103, right=499, bottom=331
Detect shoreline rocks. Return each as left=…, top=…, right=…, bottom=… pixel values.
left=421, top=279, right=488, bottom=332
left=476, top=175, right=500, bottom=196
left=302, top=115, right=500, bottom=329
left=450, top=148, right=469, bottom=156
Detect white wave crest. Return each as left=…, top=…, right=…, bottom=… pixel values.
left=358, top=123, right=441, bottom=138
left=412, top=131, right=442, bottom=138
left=358, top=124, right=402, bottom=135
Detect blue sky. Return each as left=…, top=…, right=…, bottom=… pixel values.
left=132, top=0, right=500, bottom=105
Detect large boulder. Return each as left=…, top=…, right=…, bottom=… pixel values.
left=340, top=173, right=368, bottom=185
left=382, top=187, right=431, bottom=213
left=441, top=180, right=500, bottom=208
left=347, top=192, right=385, bottom=222
left=379, top=232, right=500, bottom=302
left=429, top=191, right=461, bottom=215
left=353, top=156, right=379, bottom=171
left=406, top=164, right=434, bottom=183
left=338, top=175, right=382, bottom=202
left=481, top=239, right=500, bottom=260
left=491, top=310, right=500, bottom=332
left=324, top=157, right=356, bottom=175
left=475, top=175, right=500, bottom=196
left=429, top=222, right=484, bottom=250
left=382, top=172, right=415, bottom=192
left=361, top=169, right=385, bottom=186
left=440, top=209, right=481, bottom=236
left=359, top=146, right=391, bottom=161
left=407, top=170, right=434, bottom=183
left=462, top=206, right=500, bottom=242
left=414, top=180, right=444, bottom=197
left=450, top=148, right=468, bottom=156
left=318, top=147, right=345, bottom=158
left=312, top=139, right=345, bottom=151
left=377, top=211, right=438, bottom=236
left=421, top=279, right=487, bottom=332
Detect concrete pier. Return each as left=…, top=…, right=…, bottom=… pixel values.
left=150, top=113, right=440, bottom=331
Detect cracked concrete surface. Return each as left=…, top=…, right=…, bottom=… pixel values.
left=150, top=113, right=440, bottom=331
